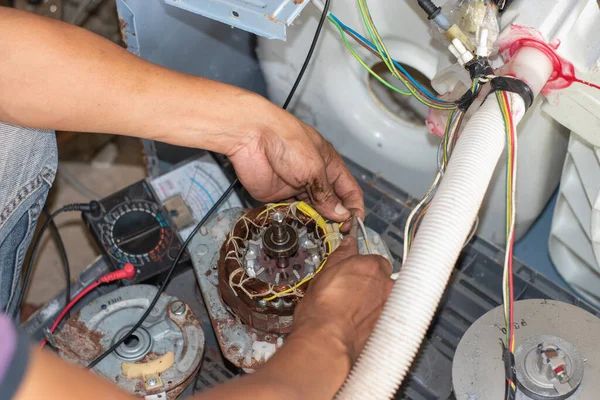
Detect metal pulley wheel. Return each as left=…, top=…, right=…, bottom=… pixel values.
left=54, top=285, right=204, bottom=399
left=453, top=299, right=600, bottom=399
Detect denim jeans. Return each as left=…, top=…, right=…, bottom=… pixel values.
left=0, top=122, right=57, bottom=316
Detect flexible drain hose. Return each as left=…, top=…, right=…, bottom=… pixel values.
left=336, top=46, right=553, bottom=399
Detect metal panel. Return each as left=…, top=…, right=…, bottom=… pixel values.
left=163, top=0, right=310, bottom=40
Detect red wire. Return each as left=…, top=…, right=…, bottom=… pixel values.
left=40, top=264, right=135, bottom=349
left=41, top=281, right=100, bottom=349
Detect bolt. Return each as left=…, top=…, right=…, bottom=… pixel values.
left=373, top=234, right=380, bottom=245
left=147, top=378, right=157, bottom=387
left=170, top=301, right=186, bottom=316
left=271, top=212, right=288, bottom=244
left=272, top=211, right=284, bottom=224
left=197, top=244, right=209, bottom=256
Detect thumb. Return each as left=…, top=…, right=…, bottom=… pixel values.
left=326, top=236, right=359, bottom=266
left=306, top=173, right=350, bottom=223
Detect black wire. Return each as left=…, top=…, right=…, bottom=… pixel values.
left=87, top=181, right=237, bottom=369
left=12, top=203, right=91, bottom=319
left=43, top=208, right=71, bottom=316
left=416, top=0, right=441, bottom=19
left=89, top=0, right=330, bottom=369
left=12, top=209, right=64, bottom=319
left=281, top=0, right=331, bottom=110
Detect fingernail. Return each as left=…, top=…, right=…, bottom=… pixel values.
left=335, top=203, right=349, bottom=217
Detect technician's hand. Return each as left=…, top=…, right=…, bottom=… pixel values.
left=226, top=103, right=364, bottom=223
left=291, top=237, right=393, bottom=363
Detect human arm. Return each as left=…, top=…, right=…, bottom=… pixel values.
left=0, top=7, right=363, bottom=221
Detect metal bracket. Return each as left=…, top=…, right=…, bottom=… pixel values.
left=116, top=0, right=140, bottom=55
left=163, top=0, right=312, bottom=40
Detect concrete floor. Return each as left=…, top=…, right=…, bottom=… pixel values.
left=24, top=134, right=146, bottom=306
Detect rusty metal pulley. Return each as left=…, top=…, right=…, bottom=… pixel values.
left=54, top=285, right=204, bottom=399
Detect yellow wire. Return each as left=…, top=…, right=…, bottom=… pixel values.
left=330, top=17, right=412, bottom=96
left=256, top=201, right=336, bottom=301
left=257, top=203, right=292, bottom=219
left=355, top=0, right=454, bottom=110
left=496, top=91, right=515, bottom=351
left=263, top=258, right=328, bottom=301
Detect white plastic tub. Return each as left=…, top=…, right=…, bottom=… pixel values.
left=257, top=1, right=575, bottom=245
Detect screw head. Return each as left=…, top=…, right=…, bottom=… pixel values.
left=170, top=301, right=186, bottom=316
left=272, top=211, right=285, bottom=224
left=147, top=377, right=157, bottom=386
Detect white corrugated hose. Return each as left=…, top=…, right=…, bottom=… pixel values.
left=335, top=46, right=553, bottom=399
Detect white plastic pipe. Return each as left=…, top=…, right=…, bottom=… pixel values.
left=336, top=47, right=553, bottom=400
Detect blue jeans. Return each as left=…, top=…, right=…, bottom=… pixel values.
left=0, top=122, right=57, bottom=316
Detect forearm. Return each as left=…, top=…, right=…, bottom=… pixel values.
left=0, top=7, right=274, bottom=155
left=15, top=348, right=134, bottom=400
left=195, top=329, right=351, bottom=400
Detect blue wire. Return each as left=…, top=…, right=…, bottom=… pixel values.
left=329, top=13, right=447, bottom=103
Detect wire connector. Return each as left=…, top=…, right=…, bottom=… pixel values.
left=449, top=39, right=474, bottom=66
left=417, top=0, right=441, bottom=19
left=99, top=263, right=136, bottom=283
left=60, top=201, right=101, bottom=214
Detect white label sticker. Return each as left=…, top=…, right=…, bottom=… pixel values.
left=149, top=155, right=242, bottom=240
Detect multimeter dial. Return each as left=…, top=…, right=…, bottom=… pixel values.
left=100, top=201, right=174, bottom=266
left=83, top=180, right=187, bottom=283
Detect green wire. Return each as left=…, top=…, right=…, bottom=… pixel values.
left=358, top=1, right=396, bottom=76
left=329, top=15, right=412, bottom=96
left=330, top=8, right=458, bottom=110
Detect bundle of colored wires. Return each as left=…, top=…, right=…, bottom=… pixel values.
left=497, top=90, right=518, bottom=399
left=402, top=76, right=482, bottom=261
left=327, top=12, right=455, bottom=110
left=403, top=105, right=469, bottom=260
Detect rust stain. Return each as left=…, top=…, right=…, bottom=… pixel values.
left=167, top=366, right=198, bottom=400
left=134, top=379, right=145, bottom=394
left=166, top=303, right=203, bottom=394
left=294, top=0, right=304, bottom=4
left=55, top=313, right=104, bottom=363
left=135, top=351, right=163, bottom=364
left=118, top=18, right=129, bottom=48
left=209, top=303, right=286, bottom=371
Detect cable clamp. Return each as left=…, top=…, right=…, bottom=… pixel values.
left=464, top=58, right=495, bottom=80
left=489, top=76, right=534, bottom=110
left=455, top=86, right=482, bottom=111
